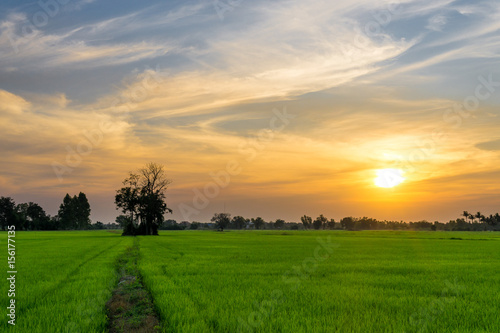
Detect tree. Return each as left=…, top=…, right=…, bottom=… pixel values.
left=57, top=193, right=91, bottom=230
left=0, top=197, right=16, bottom=231
left=300, top=215, right=312, bottom=230
left=94, top=221, right=105, bottom=229
left=231, top=216, right=247, bottom=229
left=462, top=211, right=469, bottom=223
left=211, top=213, right=231, bottom=231
left=274, top=219, right=285, bottom=229
left=340, top=217, right=355, bottom=230
left=137, top=163, right=173, bottom=235
left=58, top=194, right=76, bottom=229
left=492, top=213, right=500, bottom=226
left=27, top=202, right=49, bottom=230
left=252, top=217, right=265, bottom=230
left=139, top=191, right=170, bottom=235
left=115, top=215, right=130, bottom=228
left=327, top=219, right=335, bottom=230
left=190, top=222, right=201, bottom=230
left=15, top=203, right=29, bottom=230
left=313, top=214, right=328, bottom=230
left=1, top=199, right=51, bottom=231
left=115, top=162, right=173, bottom=235
left=76, top=192, right=91, bottom=229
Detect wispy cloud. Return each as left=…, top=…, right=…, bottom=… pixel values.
left=0, top=2, right=206, bottom=70
left=475, top=139, right=500, bottom=151
left=0, top=14, right=172, bottom=70
left=426, top=15, right=448, bottom=31
left=90, top=0, right=420, bottom=120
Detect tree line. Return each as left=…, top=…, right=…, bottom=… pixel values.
left=0, top=193, right=92, bottom=231
left=334, top=214, right=500, bottom=231
left=158, top=212, right=500, bottom=232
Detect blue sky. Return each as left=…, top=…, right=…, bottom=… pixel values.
left=1, top=0, right=499, bottom=223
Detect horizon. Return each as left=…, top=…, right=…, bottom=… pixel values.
left=1, top=0, right=500, bottom=224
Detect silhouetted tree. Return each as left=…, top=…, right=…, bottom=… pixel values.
left=76, top=192, right=91, bottom=229
left=58, top=194, right=77, bottom=229
left=327, top=218, right=335, bottom=230
left=115, top=215, right=130, bottom=228
left=57, top=193, right=91, bottom=230
left=462, top=211, right=469, bottom=223
left=301, top=215, right=312, bottom=229
left=115, top=163, right=173, bottom=235
left=231, top=215, right=247, bottom=229
left=94, top=221, right=105, bottom=229
left=252, top=217, right=265, bottom=230
left=115, top=174, right=141, bottom=227
left=212, top=213, right=231, bottom=231
left=313, top=214, right=328, bottom=230
left=474, top=212, right=485, bottom=224
left=26, top=202, right=50, bottom=230
left=15, top=203, right=29, bottom=230
left=492, top=213, right=500, bottom=226
left=190, top=222, right=201, bottom=230
left=340, top=217, right=355, bottom=231
left=274, top=219, right=285, bottom=229
left=0, top=197, right=16, bottom=231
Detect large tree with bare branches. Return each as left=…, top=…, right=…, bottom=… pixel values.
left=115, top=162, right=173, bottom=235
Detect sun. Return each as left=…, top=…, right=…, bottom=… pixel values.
left=374, top=169, right=405, bottom=188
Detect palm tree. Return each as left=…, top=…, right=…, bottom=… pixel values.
left=494, top=213, right=500, bottom=226
left=475, top=212, right=483, bottom=224
left=462, top=211, right=469, bottom=222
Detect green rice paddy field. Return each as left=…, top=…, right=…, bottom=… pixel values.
left=1, top=230, right=500, bottom=332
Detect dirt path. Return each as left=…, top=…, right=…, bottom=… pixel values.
left=106, top=238, right=161, bottom=332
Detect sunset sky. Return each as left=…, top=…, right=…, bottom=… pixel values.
left=1, top=0, right=500, bottom=223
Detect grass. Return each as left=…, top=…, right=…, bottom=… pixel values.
left=0, top=230, right=132, bottom=333
left=2, top=230, right=500, bottom=332
left=138, top=230, right=500, bottom=332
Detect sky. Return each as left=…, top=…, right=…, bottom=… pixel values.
left=1, top=0, right=500, bottom=224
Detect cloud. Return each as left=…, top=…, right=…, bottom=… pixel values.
left=0, top=90, right=30, bottom=115
left=454, top=2, right=497, bottom=16
left=475, top=139, right=500, bottom=151
left=426, top=15, right=447, bottom=31
left=427, top=2, right=500, bottom=49
left=22, top=92, right=71, bottom=109
left=394, top=0, right=456, bottom=18
left=0, top=89, right=142, bottom=193
left=0, top=13, right=172, bottom=70
left=360, top=0, right=500, bottom=88
left=86, top=1, right=421, bottom=121
left=0, top=2, right=207, bottom=71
